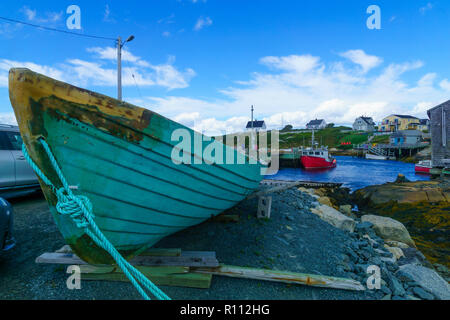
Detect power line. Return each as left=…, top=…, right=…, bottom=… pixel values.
left=0, top=16, right=116, bottom=41
left=124, top=58, right=144, bottom=101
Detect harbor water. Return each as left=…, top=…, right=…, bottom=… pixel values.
left=267, top=156, right=431, bottom=191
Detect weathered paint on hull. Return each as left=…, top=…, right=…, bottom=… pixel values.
left=9, top=68, right=263, bottom=264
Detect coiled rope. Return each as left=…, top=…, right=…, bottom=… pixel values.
left=22, top=139, right=170, bottom=300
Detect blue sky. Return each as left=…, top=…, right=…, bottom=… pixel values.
left=0, top=1, right=449, bottom=134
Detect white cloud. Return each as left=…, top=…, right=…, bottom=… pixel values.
left=87, top=47, right=150, bottom=67
left=0, top=113, right=17, bottom=125
left=22, top=6, right=36, bottom=21
left=0, top=59, right=65, bottom=86
left=158, top=14, right=175, bottom=24
left=162, top=31, right=171, bottom=37
left=440, top=79, right=450, bottom=91
left=340, top=50, right=383, bottom=73
left=103, top=5, right=115, bottom=23
left=135, top=50, right=449, bottom=135
left=260, top=55, right=320, bottom=73
left=2, top=48, right=449, bottom=136
left=420, top=3, right=433, bottom=15
left=418, top=73, right=436, bottom=87
left=194, top=16, right=212, bottom=31
left=0, top=47, right=196, bottom=90
left=20, top=6, right=62, bottom=23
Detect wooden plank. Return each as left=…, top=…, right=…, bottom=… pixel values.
left=181, top=251, right=216, bottom=258
left=82, top=271, right=212, bottom=289
left=79, top=265, right=189, bottom=275
left=36, top=251, right=219, bottom=267
left=260, top=179, right=343, bottom=189
left=36, top=252, right=86, bottom=265
left=131, top=254, right=219, bottom=268
left=192, top=265, right=365, bottom=291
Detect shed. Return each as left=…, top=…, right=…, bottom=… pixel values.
left=427, top=100, right=450, bottom=167
left=390, top=130, right=423, bottom=146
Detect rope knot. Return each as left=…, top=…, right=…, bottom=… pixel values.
left=55, top=188, right=93, bottom=229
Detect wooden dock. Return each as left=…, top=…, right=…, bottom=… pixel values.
left=261, top=179, right=342, bottom=188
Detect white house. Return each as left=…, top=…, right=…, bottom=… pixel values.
left=306, top=119, right=327, bottom=130
left=246, top=120, right=266, bottom=132
left=353, top=116, right=375, bottom=132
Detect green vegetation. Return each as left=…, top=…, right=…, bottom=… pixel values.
left=373, top=201, right=450, bottom=268
left=278, top=126, right=368, bottom=149
left=371, top=134, right=390, bottom=144
left=281, top=125, right=293, bottom=132
left=218, top=127, right=379, bottom=149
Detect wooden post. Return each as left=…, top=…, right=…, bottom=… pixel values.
left=257, top=196, right=272, bottom=219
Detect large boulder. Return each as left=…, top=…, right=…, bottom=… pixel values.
left=353, top=180, right=447, bottom=206
left=339, top=205, right=356, bottom=219
left=385, top=240, right=410, bottom=249
left=317, top=196, right=334, bottom=208
left=396, top=264, right=450, bottom=300
left=384, top=245, right=405, bottom=261
left=310, top=205, right=356, bottom=233
left=361, top=215, right=415, bottom=247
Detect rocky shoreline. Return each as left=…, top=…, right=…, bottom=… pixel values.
left=301, top=176, right=450, bottom=300
left=297, top=186, right=449, bottom=300
left=352, top=176, right=449, bottom=270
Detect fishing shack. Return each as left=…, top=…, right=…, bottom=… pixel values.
left=427, top=100, right=450, bottom=168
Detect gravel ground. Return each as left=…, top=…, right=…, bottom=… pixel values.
left=0, top=188, right=378, bottom=300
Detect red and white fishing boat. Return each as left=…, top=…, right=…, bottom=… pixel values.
left=300, top=129, right=337, bottom=169
left=415, top=160, right=432, bottom=174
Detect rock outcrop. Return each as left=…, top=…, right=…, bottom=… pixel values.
left=361, top=215, right=415, bottom=247
left=310, top=205, right=356, bottom=233
left=353, top=179, right=449, bottom=206
left=396, top=264, right=450, bottom=300
left=353, top=178, right=449, bottom=271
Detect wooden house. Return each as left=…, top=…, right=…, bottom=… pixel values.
left=427, top=101, right=449, bottom=167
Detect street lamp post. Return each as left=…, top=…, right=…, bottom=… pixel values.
left=117, top=35, right=135, bottom=101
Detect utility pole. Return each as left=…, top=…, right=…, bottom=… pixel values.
left=251, top=105, right=254, bottom=130
left=117, top=36, right=122, bottom=101
left=117, top=35, right=135, bottom=101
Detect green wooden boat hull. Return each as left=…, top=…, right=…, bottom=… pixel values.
left=9, top=68, right=263, bottom=264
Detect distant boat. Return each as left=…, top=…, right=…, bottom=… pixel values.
left=279, top=148, right=301, bottom=168
left=9, top=68, right=263, bottom=264
left=300, top=130, right=337, bottom=169
left=415, top=160, right=432, bottom=174
left=365, top=153, right=388, bottom=160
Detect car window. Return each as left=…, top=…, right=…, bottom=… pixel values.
left=5, top=131, right=23, bottom=151
left=0, top=132, right=11, bottom=150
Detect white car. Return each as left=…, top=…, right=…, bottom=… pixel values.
left=0, top=124, right=39, bottom=198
